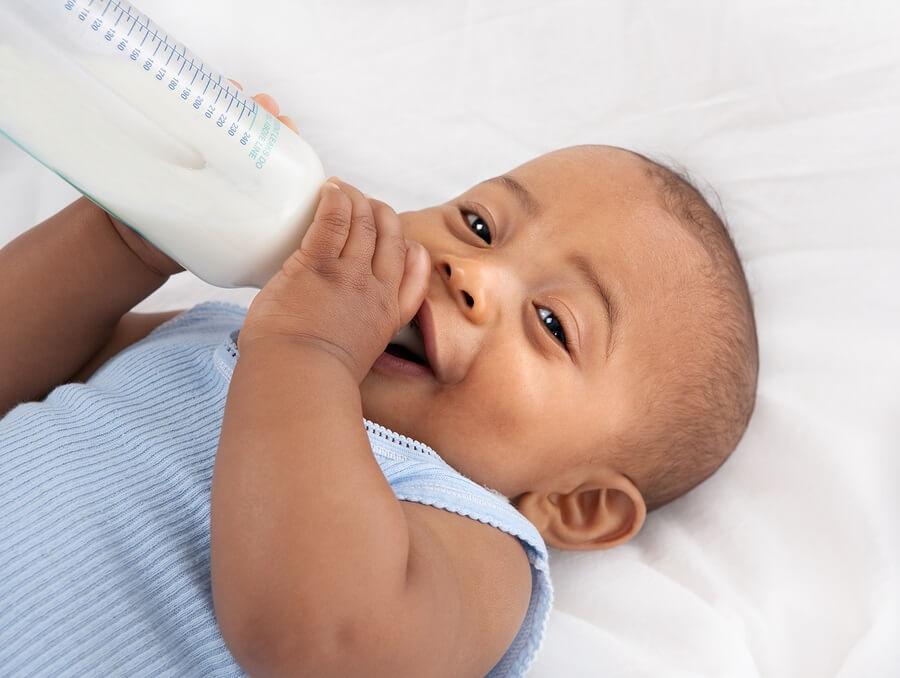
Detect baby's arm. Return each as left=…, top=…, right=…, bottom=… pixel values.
left=0, top=197, right=181, bottom=416
left=212, top=180, right=532, bottom=676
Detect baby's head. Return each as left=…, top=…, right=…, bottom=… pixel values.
left=360, top=145, right=758, bottom=550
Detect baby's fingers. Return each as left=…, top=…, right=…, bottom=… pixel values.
left=336, top=180, right=378, bottom=268
left=227, top=84, right=298, bottom=133
left=369, top=199, right=429, bottom=324
left=252, top=92, right=280, bottom=117
left=252, top=93, right=299, bottom=134
left=397, top=240, right=430, bottom=326
left=300, top=180, right=351, bottom=260
left=369, top=199, right=406, bottom=284
left=278, top=115, right=299, bottom=134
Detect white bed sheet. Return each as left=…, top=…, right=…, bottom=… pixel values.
left=2, top=1, right=899, bottom=675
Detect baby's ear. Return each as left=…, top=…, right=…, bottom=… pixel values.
left=514, top=469, right=646, bottom=550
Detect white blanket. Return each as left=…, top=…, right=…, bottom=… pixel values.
left=2, top=1, right=898, bottom=675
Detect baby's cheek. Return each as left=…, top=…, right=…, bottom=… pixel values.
left=464, top=360, right=555, bottom=449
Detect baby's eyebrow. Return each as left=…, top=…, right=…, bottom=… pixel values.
left=483, top=174, right=542, bottom=217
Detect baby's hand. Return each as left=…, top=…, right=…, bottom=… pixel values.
left=239, top=179, right=430, bottom=383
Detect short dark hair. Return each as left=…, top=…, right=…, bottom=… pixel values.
left=617, top=151, right=759, bottom=511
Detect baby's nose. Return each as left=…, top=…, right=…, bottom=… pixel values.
left=437, top=255, right=497, bottom=325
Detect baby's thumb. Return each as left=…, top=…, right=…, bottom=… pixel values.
left=397, top=240, right=430, bottom=324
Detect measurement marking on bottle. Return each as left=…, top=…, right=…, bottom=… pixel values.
left=247, top=102, right=259, bottom=132
left=60, top=0, right=269, bottom=168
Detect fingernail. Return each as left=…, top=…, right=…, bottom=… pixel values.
left=325, top=180, right=341, bottom=190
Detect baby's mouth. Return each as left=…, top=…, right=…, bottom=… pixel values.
left=385, top=316, right=430, bottom=368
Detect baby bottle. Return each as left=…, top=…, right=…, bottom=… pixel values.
left=0, top=0, right=326, bottom=288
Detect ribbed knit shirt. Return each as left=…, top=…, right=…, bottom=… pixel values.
left=0, top=302, right=552, bottom=677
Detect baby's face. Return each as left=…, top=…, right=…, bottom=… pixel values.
left=360, top=146, right=706, bottom=499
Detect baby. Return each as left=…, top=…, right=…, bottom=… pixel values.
left=0, top=98, right=758, bottom=676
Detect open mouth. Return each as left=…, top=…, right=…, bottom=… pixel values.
left=385, top=315, right=430, bottom=368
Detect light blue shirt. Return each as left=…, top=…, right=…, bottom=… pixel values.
left=0, top=302, right=552, bottom=677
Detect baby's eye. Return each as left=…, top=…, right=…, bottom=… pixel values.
left=465, top=211, right=492, bottom=244
left=537, top=307, right=567, bottom=349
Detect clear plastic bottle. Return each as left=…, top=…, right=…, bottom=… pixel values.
left=0, top=0, right=325, bottom=288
